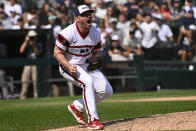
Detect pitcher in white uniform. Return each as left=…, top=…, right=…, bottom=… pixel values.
left=53, top=5, right=113, bottom=130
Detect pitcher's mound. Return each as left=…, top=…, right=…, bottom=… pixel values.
left=48, top=110, right=196, bottom=131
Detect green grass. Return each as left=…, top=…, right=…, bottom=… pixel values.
left=0, top=89, right=196, bottom=131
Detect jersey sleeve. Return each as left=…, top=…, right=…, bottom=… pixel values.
left=94, top=41, right=103, bottom=51
left=55, top=27, right=72, bottom=51
left=93, top=28, right=103, bottom=52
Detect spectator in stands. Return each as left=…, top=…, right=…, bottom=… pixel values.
left=141, top=0, right=159, bottom=16
left=103, top=0, right=114, bottom=8
left=123, top=30, right=144, bottom=56
left=0, top=43, right=9, bottom=99
left=19, top=30, right=43, bottom=99
left=169, top=0, right=185, bottom=21
left=4, top=0, right=22, bottom=17
left=155, top=14, right=174, bottom=44
left=0, top=0, right=195, bottom=62
left=12, top=17, right=23, bottom=29
left=178, top=24, right=196, bottom=61
left=115, top=0, right=129, bottom=13
left=129, top=21, right=143, bottom=41
left=28, top=17, right=41, bottom=29
left=107, top=34, right=130, bottom=61
left=44, top=15, right=62, bottom=39
left=183, top=0, right=196, bottom=19
left=0, top=8, right=14, bottom=29
left=9, top=9, right=20, bottom=25
left=23, top=5, right=39, bottom=29
left=54, top=3, right=72, bottom=28
left=159, top=1, right=171, bottom=20
left=116, top=13, right=130, bottom=40
left=84, top=0, right=94, bottom=5
left=38, top=2, right=53, bottom=27
left=124, top=0, right=140, bottom=19
left=140, top=13, right=160, bottom=60
left=136, top=13, right=144, bottom=26
left=178, top=9, right=196, bottom=43
left=0, top=1, right=21, bottom=30
left=109, top=18, right=124, bottom=47
left=94, top=0, right=107, bottom=20
left=121, top=6, right=131, bottom=21
left=154, top=14, right=175, bottom=60
left=97, top=19, right=111, bottom=48
left=103, top=6, right=117, bottom=28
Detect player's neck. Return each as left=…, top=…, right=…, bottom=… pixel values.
left=76, top=22, right=89, bottom=33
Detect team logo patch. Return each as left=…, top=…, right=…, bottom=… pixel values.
left=68, top=47, right=91, bottom=56
left=73, top=40, right=78, bottom=43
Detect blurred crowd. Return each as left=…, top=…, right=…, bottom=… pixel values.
left=0, top=0, right=196, bottom=61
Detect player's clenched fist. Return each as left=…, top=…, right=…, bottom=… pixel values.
left=69, top=65, right=77, bottom=76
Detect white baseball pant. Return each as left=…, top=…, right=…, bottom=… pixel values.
left=59, top=64, right=113, bottom=122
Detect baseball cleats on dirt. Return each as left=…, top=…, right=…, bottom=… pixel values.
left=88, top=119, right=104, bottom=130
left=68, top=104, right=86, bottom=125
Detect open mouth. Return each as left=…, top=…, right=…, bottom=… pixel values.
left=87, top=20, right=91, bottom=24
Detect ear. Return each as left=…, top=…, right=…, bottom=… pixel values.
left=74, top=16, right=79, bottom=22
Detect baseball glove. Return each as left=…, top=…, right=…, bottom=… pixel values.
left=86, top=56, right=104, bottom=71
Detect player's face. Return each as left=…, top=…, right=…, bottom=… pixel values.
left=78, top=11, right=93, bottom=30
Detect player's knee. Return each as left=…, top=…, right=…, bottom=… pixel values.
left=102, top=81, right=113, bottom=97
left=106, top=85, right=113, bottom=97
left=101, top=88, right=113, bottom=100
left=102, top=84, right=113, bottom=99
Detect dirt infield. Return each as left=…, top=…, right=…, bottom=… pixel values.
left=47, top=96, right=196, bottom=131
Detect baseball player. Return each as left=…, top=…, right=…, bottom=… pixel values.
left=53, top=5, right=113, bottom=130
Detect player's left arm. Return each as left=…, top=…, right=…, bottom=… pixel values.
left=86, top=27, right=104, bottom=71
left=92, top=41, right=103, bottom=57
left=91, top=28, right=104, bottom=57
left=86, top=43, right=104, bottom=71
left=92, top=50, right=102, bottom=57
left=54, top=45, right=77, bottom=76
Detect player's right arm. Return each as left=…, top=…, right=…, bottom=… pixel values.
left=54, top=25, right=77, bottom=76
left=19, top=35, right=29, bottom=53
left=54, top=45, right=77, bottom=76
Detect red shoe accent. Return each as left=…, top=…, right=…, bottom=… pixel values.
left=68, top=104, right=86, bottom=125
left=88, top=119, right=104, bottom=130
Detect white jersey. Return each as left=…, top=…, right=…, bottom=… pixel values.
left=55, top=22, right=103, bottom=65
left=158, top=24, right=173, bottom=42
left=140, top=21, right=159, bottom=48
left=5, top=3, right=22, bottom=16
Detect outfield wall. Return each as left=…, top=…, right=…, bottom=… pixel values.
left=0, top=57, right=196, bottom=97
